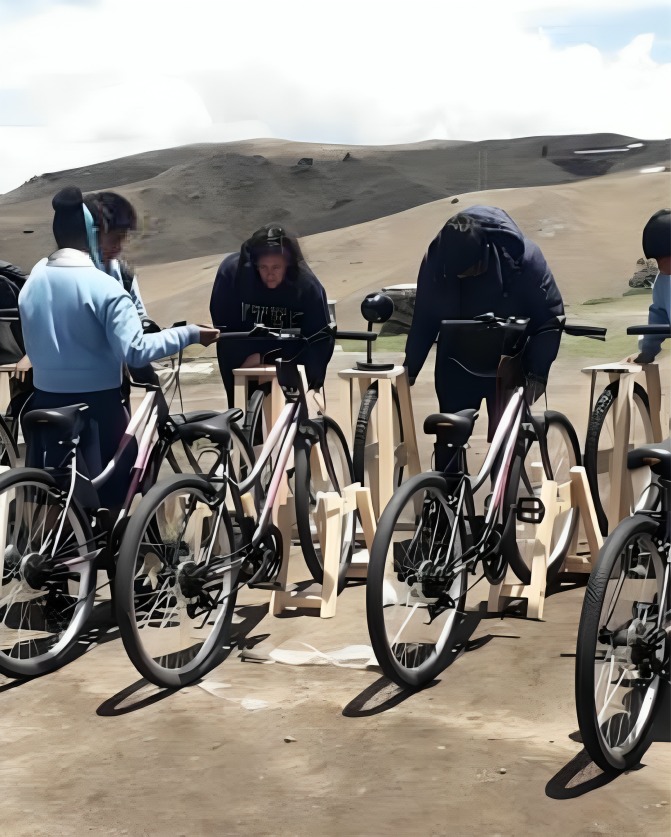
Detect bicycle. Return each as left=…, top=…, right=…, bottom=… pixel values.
left=366, top=314, right=605, bottom=689
left=584, top=324, right=670, bottom=535
left=575, top=436, right=670, bottom=772
left=0, top=327, right=251, bottom=679
left=114, top=323, right=367, bottom=687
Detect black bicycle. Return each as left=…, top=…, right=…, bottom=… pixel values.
left=575, top=437, right=670, bottom=771
left=366, top=315, right=605, bottom=689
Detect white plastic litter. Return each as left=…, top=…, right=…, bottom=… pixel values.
left=268, top=641, right=376, bottom=668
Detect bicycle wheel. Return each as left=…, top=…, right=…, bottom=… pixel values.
left=366, top=472, right=468, bottom=689
left=154, top=422, right=254, bottom=486
left=353, top=382, right=404, bottom=489
left=575, top=514, right=667, bottom=771
left=294, top=415, right=355, bottom=593
left=585, top=382, right=654, bottom=535
left=0, top=413, right=18, bottom=467
left=0, top=468, right=95, bottom=678
left=115, top=474, right=239, bottom=688
left=503, top=411, right=581, bottom=585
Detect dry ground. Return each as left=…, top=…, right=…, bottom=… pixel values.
left=1, top=335, right=669, bottom=837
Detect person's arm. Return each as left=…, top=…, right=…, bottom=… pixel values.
left=102, top=292, right=202, bottom=367
left=517, top=246, right=564, bottom=381
left=210, top=255, right=239, bottom=330
left=403, top=244, right=444, bottom=383
left=638, top=274, right=670, bottom=361
left=299, top=281, right=333, bottom=389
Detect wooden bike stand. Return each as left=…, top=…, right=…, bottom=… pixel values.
left=488, top=466, right=603, bottom=620
left=337, top=365, right=422, bottom=517
left=582, top=362, right=664, bottom=532
left=270, top=484, right=376, bottom=619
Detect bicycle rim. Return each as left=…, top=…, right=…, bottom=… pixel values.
left=366, top=473, right=468, bottom=689
left=0, top=473, right=94, bottom=678
left=116, top=475, right=238, bottom=688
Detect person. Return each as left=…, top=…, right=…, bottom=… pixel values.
left=629, top=209, right=670, bottom=364
left=84, top=190, right=158, bottom=393
left=83, top=190, right=147, bottom=316
left=18, top=185, right=219, bottom=509
left=403, top=205, right=564, bottom=432
left=210, top=223, right=333, bottom=405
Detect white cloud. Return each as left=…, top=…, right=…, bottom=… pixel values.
left=0, top=0, right=669, bottom=193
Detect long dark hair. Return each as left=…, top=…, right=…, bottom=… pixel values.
left=237, top=223, right=308, bottom=288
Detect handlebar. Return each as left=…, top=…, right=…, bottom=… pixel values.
left=627, top=324, right=671, bottom=336
left=563, top=324, right=607, bottom=340
left=216, top=325, right=303, bottom=340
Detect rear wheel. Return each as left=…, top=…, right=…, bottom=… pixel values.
left=0, top=469, right=94, bottom=679
left=575, top=515, right=667, bottom=771
left=585, top=382, right=654, bottom=535
left=115, top=475, right=238, bottom=688
left=503, top=412, right=581, bottom=585
left=0, top=414, right=18, bottom=468
left=294, top=416, right=355, bottom=593
left=366, top=472, right=468, bottom=689
left=353, top=383, right=404, bottom=490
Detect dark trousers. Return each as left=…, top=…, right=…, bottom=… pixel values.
left=23, top=388, right=136, bottom=510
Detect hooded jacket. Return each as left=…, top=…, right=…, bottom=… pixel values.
left=210, top=250, right=333, bottom=396
left=404, top=206, right=564, bottom=383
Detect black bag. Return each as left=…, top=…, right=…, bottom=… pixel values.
left=0, top=260, right=26, bottom=364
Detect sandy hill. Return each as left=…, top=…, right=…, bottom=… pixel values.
left=0, top=133, right=668, bottom=270
left=131, top=167, right=670, bottom=330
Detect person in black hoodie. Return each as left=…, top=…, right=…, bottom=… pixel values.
left=404, top=205, right=564, bottom=434
left=210, top=224, right=333, bottom=405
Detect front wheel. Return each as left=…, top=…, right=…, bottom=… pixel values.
left=366, top=472, right=468, bottom=689
left=353, top=383, right=404, bottom=490
left=585, top=382, right=654, bottom=535
left=0, top=468, right=95, bottom=679
left=294, top=416, right=355, bottom=594
left=575, top=514, right=667, bottom=771
left=503, top=412, right=581, bottom=585
left=115, top=474, right=239, bottom=688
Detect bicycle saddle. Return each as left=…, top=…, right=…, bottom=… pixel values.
left=168, top=409, right=220, bottom=427
left=174, top=408, right=243, bottom=447
left=628, top=439, right=671, bottom=480
left=423, top=409, right=478, bottom=447
left=22, top=403, right=89, bottom=437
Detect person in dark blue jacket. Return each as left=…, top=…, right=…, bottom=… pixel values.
left=210, top=224, right=333, bottom=405
left=404, top=206, right=564, bottom=431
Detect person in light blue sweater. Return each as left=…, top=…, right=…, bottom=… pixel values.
left=19, top=185, right=219, bottom=507
left=632, top=209, right=671, bottom=363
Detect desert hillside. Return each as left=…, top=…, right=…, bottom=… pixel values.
left=0, top=133, right=668, bottom=269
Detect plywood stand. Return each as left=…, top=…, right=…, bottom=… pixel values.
left=487, top=466, right=603, bottom=620
left=270, top=484, right=376, bottom=618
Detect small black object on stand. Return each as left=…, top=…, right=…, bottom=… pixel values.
left=355, top=292, right=396, bottom=372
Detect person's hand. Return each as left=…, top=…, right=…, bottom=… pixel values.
left=240, top=353, right=262, bottom=368
left=624, top=351, right=655, bottom=364
left=14, top=354, right=32, bottom=382
left=197, top=326, right=220, bottom=347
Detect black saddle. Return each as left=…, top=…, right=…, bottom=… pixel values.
left=22, top=403, right=89, bottom=439
left=168, top=409, right=220, bottom=428
left=174, top=408, right=243, bottom=448
left=628, top=439, right=671, bottom=481
left=423, top=409, right=478, bottom=447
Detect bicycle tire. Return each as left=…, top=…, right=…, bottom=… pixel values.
left=352, top=382, right=404, bottom=489
left=503, top=411, right=581, bottom=586
left=294, top=415, right=355, bottom=593
left=115, top=473, right=238, bottom=688
left=366, top=471, right=468, bottom=689
left=243, top=388, right=266, bottom=449
left=575, top=513, right=666, bottom=771
left=0, top=468, right=95, bottom=678
left=585, top=382, right=653, bottom=535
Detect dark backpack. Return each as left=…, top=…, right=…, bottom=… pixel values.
left=0, top=260, right=26, bottom=363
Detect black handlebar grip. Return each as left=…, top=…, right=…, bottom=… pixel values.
left=627, top=325, right=671, bottom=336
left=563, top=324, right=607, bottom=340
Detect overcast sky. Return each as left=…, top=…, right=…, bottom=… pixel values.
left=0, top=0, right=669, bottom=194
